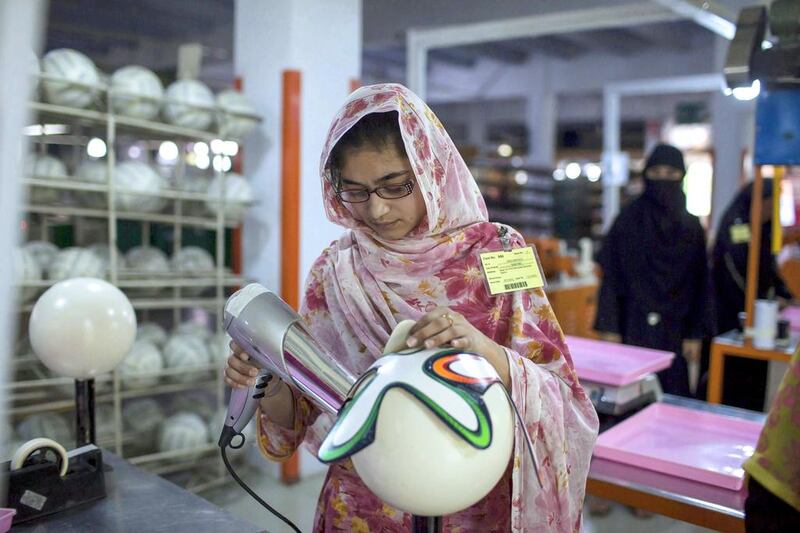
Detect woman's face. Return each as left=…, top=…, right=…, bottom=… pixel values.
left=337, top=145, right=427, bottom=240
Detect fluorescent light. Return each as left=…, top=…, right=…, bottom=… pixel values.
left=584, top=163, right=602, bottom=182
left=497, top=144, right=513, bottom=157
left=552, top=168, right=566, bottom=181
left=210, top=139, right=225, bottom=154
left=158, top=141, right=179, bottom=162
left=193, top=142, right=209, bottom=156
left=732, top=79, right=760, bottom=101
left=222, top=141, right=239, bottom=157
left=23, top=124, right=68, bottom=136
left=196, top=153, right=210, bottom=170
left=514, top=171, right=528, bottom=185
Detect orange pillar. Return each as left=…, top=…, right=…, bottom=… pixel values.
left=280, top=70, right=302, bottom=484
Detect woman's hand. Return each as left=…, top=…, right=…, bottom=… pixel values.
left=406, top=307, right=510, bottom=386
left=224, top=340, right=261, bottom=388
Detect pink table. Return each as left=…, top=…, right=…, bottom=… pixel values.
left=566, top=335, right=674, bottom=386
left=588, top=395, right=765, bottom=533
left=782, top=306, right=800, bottom=332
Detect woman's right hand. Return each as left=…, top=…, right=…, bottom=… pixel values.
left=224, top=340, right=260, bottom=388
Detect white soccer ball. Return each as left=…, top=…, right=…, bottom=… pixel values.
left=74, top=160, right=108, bottom=208
left=178, top=174, right=211, bottom=216
left=13, top=247, right=43, bottom=303
left=115, top=161, right=167, bottom=213
left=110, top=65, right=164, bottom=120
left=174, top=320, right=213, bottom=342
left=205, top=174, right=253, bottom=222
left=158, top=412, right=210, bottom=459
left=216, top=90, right=258, bottom=140
left=47, top=247, right=106, bottom=281
left=23, top=240, right=59, bottom=272
left=16, top=412, right=72, bottom=444
left=163, top=79, right=215, bottom=130
left=119, top=339, right=164, bottom=389
left=123, top=398, right=166, bottom=435
left=207, top=331, right=232, bottom=368
left=41, top=48, right=102, bottom=108
left=25, top=154, right=69, bottom=205
left=171, top=246, right=214, bottom=275
left=163, top=333, right=211, bottom=383
left=137, top=322, right=168, bottom=348
left=87, top=243, right=126, bottom=273
left=125, top=246, right=170, bottom=274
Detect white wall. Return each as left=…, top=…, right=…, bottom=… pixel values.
left=234, top=0, right=361, bottom=294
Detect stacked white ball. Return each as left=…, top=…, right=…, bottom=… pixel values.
left=205, top=174, right=253, bottom=222
left=216, top=90, right=258, bottom=140
left=46, top=247, right=106, bottom=281
left=41, top=48, right=102, bottom=109
left=13, top=247, right=43, bottom=303
left=174, top=320, right=213, bottom=342
left=137, top=322, right=168, bottom=348
left=110, top=65, right=164, bottom=120
left=118, top=339, right=164, bottom=389
left=123, top=398, right=166, bottom=435
left=74, top=160, right=108, bottom=208
left=16, top=412, right=72, bottom=444
left=25, top=154, right=69, bottom=204
left=125, top=246, right=170, bottom=274
left=162, top=333, right=211, bottom=383
left=22, top=241, right=59, bottom=272
left=163, top=79, right=215, bottom=131
left=158, top=412, right=209, bottom=459
left=115, top=161, right=167, bottom=213
left=171, top=246, right=214, bottom=275
left=87, top=243, right=126, bottom=273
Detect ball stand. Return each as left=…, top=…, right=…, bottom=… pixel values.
left=412, top=515, right=443, bottom=533
left=74, top=379, right=96, bottom=446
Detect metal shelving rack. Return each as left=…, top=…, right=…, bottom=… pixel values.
left=6, top=73, right=261, bottom=493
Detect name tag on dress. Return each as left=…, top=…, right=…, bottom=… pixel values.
left=479, top=247, right=544, bottom=295
left=730, top=224, right=751, bottom=244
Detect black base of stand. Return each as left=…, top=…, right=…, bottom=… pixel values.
left=75, top=378, right=96, bottom=447
left=411, top=515, right=442, bottom=533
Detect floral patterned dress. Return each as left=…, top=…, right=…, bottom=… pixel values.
left=256, top=83, right=599, bottom=532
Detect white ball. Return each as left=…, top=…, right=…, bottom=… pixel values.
left=179, top=175, right=211, bottom=216
left=17, top=412, right=72, bottom=444
left=25, top=154, right=69, bottom=204
left=216, top=90, right=258, bottom=139
left=118, top=339, right=164, bottom=389
left=87, top=243, right=126, bottom=273
left=163, top=79, right=215, bottom=130
left=163, top=333, right=211, bottom=382
left=169, top=391, right=216, bottom=420
left=174, top=320, right=213, bottom=342
left=137, top=322, right=168, bottom=348
left=115, top=161, right=167, bottom=213
left=207, top=331, right=232, bottom=368
left=123, top=398, right=165, bottom=434
left=205, top=174, right=253, bottom=222
left=171, top=247, right=214, bottom=295
left=47, top=247, right=106, bottom=281
left=13, top=247, right=42, bottom=303
left=159, top=412, right=209, bottom=459
left=341, top=349, right=514, bottom=517
left=41, top=48, right=102, bottom=108
left=110, top=65, right=164, bottom=120
left=29, top=277, right=137, bottom=379
left=74, top=160, right=108, bottom=208
left=125, top=246, right=170, bottom=274
left=23, top=240, right=59, bottom=272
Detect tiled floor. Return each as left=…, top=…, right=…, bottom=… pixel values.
left=204, top=463, right=717, bottom=533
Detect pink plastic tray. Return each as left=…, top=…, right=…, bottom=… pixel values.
left=594, top=403, right=763, bottom=490
left=0, top=508, right=15, bottom=533
left=782, top=306, right=800, bottom=332
left=566, top=336, right=674, bottom=387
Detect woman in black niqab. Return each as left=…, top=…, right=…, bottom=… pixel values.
left=594, top=144, right=710, bottom=396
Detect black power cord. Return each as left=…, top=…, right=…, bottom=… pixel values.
left=219, top=428, right=302, bottom=533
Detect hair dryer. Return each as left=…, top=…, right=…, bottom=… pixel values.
left=218, top=283, right=357, bottom=449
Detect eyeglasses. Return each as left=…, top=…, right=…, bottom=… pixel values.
left=336, top=179, right=415, bottom=203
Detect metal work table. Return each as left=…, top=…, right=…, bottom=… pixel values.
left=587, top=395, right=766, bottom=533
left=11, top=451, right=266, bottom=533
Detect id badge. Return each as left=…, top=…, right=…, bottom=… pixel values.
left=479, top=246, right=545, bottom=296
left=730, top=223, right=751, bottom=244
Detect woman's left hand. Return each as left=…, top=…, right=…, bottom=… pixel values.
left=406, top=307, right=510, bottom=386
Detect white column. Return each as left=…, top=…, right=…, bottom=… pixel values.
left=525, top=57, right=556, bottom=167
left=0, top=0, right=45, bottom=443
left=234, top=0, right=361, bottom=290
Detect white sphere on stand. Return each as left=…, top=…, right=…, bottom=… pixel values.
left=29, top=277, right=137, bottom=379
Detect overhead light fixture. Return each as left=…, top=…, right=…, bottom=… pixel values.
left=585, top=163, right=602, bottom=182
left=552, top=168, right=566, bottom=181
left=210, top=138, right=225, bottom=154
left=23, top=124, right=69, bottom=136
left=158, top=141, right=179, bottom=163
left=732, top=79, right=760, bottom=101
left=565, top=162, right=581, bottom=180
left=193, top=142, right=209, bottom=156
left=514, top=171, right=528, bottom=185
left=497, top=144, right=513, bottom=158
left=86, top=138, right=107, bottom=159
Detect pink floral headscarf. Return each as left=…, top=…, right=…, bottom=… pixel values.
left=297, top=83, right=598, bottom=532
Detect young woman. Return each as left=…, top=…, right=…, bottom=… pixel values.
left=225, top=83, right=598, bottom=532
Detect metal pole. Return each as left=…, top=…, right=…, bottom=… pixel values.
left=75, top=378, right=96, bottom=446
left=411, top=515, right=442, bottom=533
